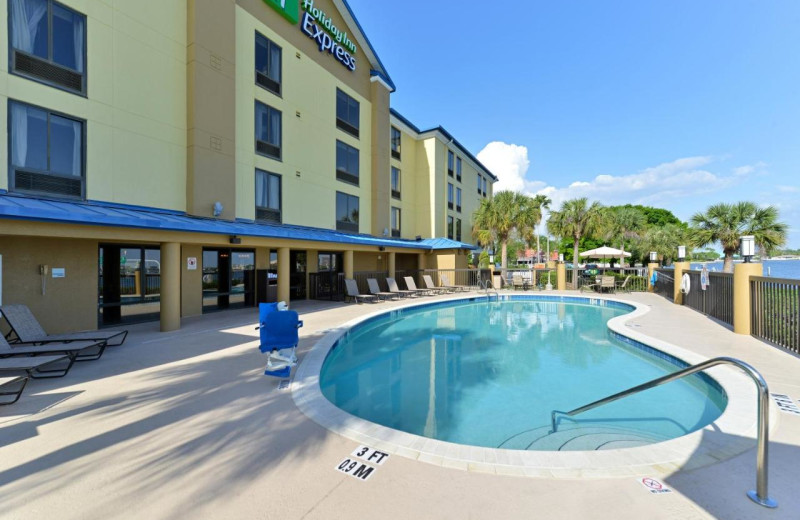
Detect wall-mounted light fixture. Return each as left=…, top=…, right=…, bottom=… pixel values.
left=213, top=201, right=224, bottom=217
left=230, top=236, right=242, bottom=245
left=378, top=246, right=385, bottom=252
left=740, top=235, right=755, bottom=263
left=677, top=245, right=686, bottom=262
left=649, top=251, right=658, bottom=263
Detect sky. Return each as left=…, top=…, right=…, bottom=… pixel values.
left=347, top=0, right=800, bottom=247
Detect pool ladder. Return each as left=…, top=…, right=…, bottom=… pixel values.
left=479, top=279, right=499, bottom=303
left=550, top=356, right=776, bottom=509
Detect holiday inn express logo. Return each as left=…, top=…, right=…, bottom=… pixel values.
left=262, top=0, right=299, bottom=24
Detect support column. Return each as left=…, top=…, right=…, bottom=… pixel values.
left=556, top=262, right=566, bottom=291
left=277, top=247, right=290, bottom=304
left=648, top=263, right=659, bottom=292
left=160, top=242, right=181, bottom=332
left=673, top=261, right=690, bottom=305
left=734, top=263, right=761, bottom=335
left=417, top=253, right=426, bottom=271
left=388, top=252, right=396, bottom=279
left=306, top=250, right=318, bottom=300
left=343, top=250, right=354, bottom=279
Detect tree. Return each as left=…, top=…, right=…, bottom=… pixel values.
left=640, top=224, right=688, bottom=265
left=600, top=207, right=647, bottom=267
left=547, top=198, right=604, bottom=288
left=532, top=194, right=552, bottom=262
left=614, top=204, right=684, bottom=228
left=690, top=202, right=787, bottom=273
left=472, top=191, right=542, bottom=269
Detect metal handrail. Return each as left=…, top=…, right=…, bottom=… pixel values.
left=550, top=356, right=777, bottom=508
left=479, top=279, right=499, bottom=302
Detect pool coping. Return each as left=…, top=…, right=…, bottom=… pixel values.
left=292, top=293, right=775, bottom=479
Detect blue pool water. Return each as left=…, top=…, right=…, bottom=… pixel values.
left=320, top=298, right=727, bottom=451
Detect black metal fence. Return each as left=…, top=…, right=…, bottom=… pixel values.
left=564, top=267, right=649, bottom=292
left=751, top=276, right=800, bottom=354
left=654, top=268, right=674, bottom=299
left=309, top=272, right=344, bottom=301
left=682, top=271, right=734, bottom=326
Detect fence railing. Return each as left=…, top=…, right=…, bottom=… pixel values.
left=682, top=271, right=734, bottom=326
left=563, top=268, right=649, bottom=292
left=395, top=269, right=490, bottom=291
left=751, top=276, right=800, bottom=354
left=654, top=268, right=674, bottom=299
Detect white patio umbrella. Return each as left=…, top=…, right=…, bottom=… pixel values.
left=580, top=246, right=631, bottom=272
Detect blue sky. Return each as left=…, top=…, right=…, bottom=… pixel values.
left=348, top=0, right=800, bottom=247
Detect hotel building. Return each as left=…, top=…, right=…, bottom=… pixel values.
left=0, top=0, right=496, bottom=333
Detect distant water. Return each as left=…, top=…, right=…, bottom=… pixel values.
left=689, top=259, right=800, bottom=279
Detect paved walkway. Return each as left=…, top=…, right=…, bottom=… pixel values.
left=0, top=292, right=798, bottom=519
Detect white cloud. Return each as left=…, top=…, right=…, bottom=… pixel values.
left=476, top=142, right=533, bottom=193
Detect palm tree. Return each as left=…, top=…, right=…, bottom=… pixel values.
left=532, top=194, right=552, bottom=262
left=640, top=224, right=688, bottom=265
left=690, top=202, right=787, bottom=273
left=547, top=198, right=604, bottom=288
left=472, top=191, right=541, bottom=269
left=601, top=207, right=647, bottom=267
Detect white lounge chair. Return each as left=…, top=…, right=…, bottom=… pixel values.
left=367, top=279, right=397, bottom=300
left=404, top=277, right=433, bottom=296
left=441, top=274, right=471, bottom=292
left=423, top=275, right=451, bottom=294
left=386, top=278, right=415, bottom=298
left=344, top=279, right=380, bottom=304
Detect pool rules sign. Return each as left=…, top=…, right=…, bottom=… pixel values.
left=335, top=446, right=389, bottom=481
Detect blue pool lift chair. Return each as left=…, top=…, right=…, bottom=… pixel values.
left=258, top=303, right=303, bottom=378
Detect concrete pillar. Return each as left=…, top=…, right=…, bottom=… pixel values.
left=673, top=261, right=690, bottom=305
left=648, top=263, right=659, bottom=292
left=160, top=242, right=181, bottom=332
left=417, top=253, right=426, bottom=271
left=306, top=250, right=318, bottom=300
left=343, top=250, right=354, bottom=279
left=277, top=247, right=290, bottom=304
left=556, top=263, right=566, bottom=291
left=733, top=262, right=761, bottom=335
left=388, top=252, right=396, bottom=279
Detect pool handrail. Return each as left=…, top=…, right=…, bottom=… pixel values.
left=479, top=279, right=499, bottom=302
left=550, top=356, right=776, bottom=508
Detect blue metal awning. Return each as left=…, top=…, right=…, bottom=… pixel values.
left=0, top=193, right=478, bottom=251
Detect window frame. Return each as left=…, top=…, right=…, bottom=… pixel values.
left=447, top=182, right=454, bottom=210
left=456, top=218, right=462, bottom=242
left=254, top=100, right=282, bottom=161
left=336, top=140, right=360, bottom=186
left=391, top=206, right=401, bottom=238
left=390, top=126, right=401, bottom=160
left=8, top=0, right=88, bottom=96
left=456, top=187, right=462, bottom=213
left=456, top=157, right=462, bottom=182
left=7, top=98, right=87, bottom=200
left=335, top=191, right=360, bottom=233
left=391, top=166, right=401, bottom=200
left=477, top=173, right=482, bottom=195
left=447, top=215, right=454, bottom=240
left=254, top=169, right=282, bottom=224
left=447, top=150, right=454, bottom=177
left=336, top=88, right=360, bottom=138
left=255, top=31, right=282, bottom=96
left=483, top=177, right=488, bottom=197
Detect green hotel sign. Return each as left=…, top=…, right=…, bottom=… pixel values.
left=262, top=0, right=299, bottom=24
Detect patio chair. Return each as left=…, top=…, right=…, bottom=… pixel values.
left=600, top=275, right=616, bottom=294
left=511, top=272, right=529, bottom=291
left=0, top=355, right=72, bottom=381
left=580, top=276, right=602, bottom=293
left=344, top=279, right=380, bottom=304
left=616, top=275, right=632, bottom=293
left=441, top=274, right=471, bottom=292
left=423, top=275, right=451, bottom=294
left=404, top=277, right=433, bottom=296
left=0, top=375, right=28, bottom=405
left=1, top=304, right=128, bottom=346
left=258, top=308, right=302, bottom=378
left=386, top=278, right=416, bottom=298
left=0, top=335, right=98, bottom=376
left=367, top=279, right=397, bottom=301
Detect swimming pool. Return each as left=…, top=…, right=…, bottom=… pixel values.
left=318, top=296, right=727, bottom=451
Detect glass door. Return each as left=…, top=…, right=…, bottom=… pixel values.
left=203, top=248, right=255, bottom=312
left=99, top=245, right=161, bottom=326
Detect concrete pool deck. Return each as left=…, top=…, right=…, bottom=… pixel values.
left=1, top=291, right=799, bottom=519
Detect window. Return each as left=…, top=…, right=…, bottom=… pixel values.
left=456, top=187, right=462, bottom=213
left=447, top=183, right=454, bottom=210
left=336, top=192, right=359, bottom=233
left=336, top=88, right=359, bottom=138
left=255, top=169, right=281, bottom=223
left=9, top=100, right=84, bottom=198
left=456, top=218, right=462, bottom=242
left=477, top=173, right=482, bottom=195
left=391, top=207, right=401, bottom=238
left=391, top=126, right=401, bottom=159
left=255, top=101, right=281, bottom=160
left=336, top=140, right=360, bottom=185
left=391, top=167, right=401, bottom=199
left=447, top=150, right=454, bottom=177
left=9, top=0, right=86, bottom=94
left=483, top=177, right=488, bottom=197
left=447, top=216, right=454, bottom=240
left=255, top=32, right=281, bottom=95
left=456, top=157, right=462, bottom=182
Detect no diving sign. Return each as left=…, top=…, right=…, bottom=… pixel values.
left=639, top=477, right=672, bottom=495
left=335, top=445, right=390, bottom=482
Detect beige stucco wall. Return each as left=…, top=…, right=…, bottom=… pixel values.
left=0, top=0, right=188, bottom=209
left=0, top=236, right=97, bottom=333
left=181, top=244, right=203, bottom=318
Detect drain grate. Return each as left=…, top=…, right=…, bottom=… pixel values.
left=771, top=393, right=800, bottom=416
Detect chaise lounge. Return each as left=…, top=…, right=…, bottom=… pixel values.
left=0, top=375, right=29, bottom=405
left=1, top=304, right=128, bottom=346
left=386, top=278, right=416, bottom=298
left=367, top=279, right=398, bottom=301
left=344, top=279, right=380, bottom=304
